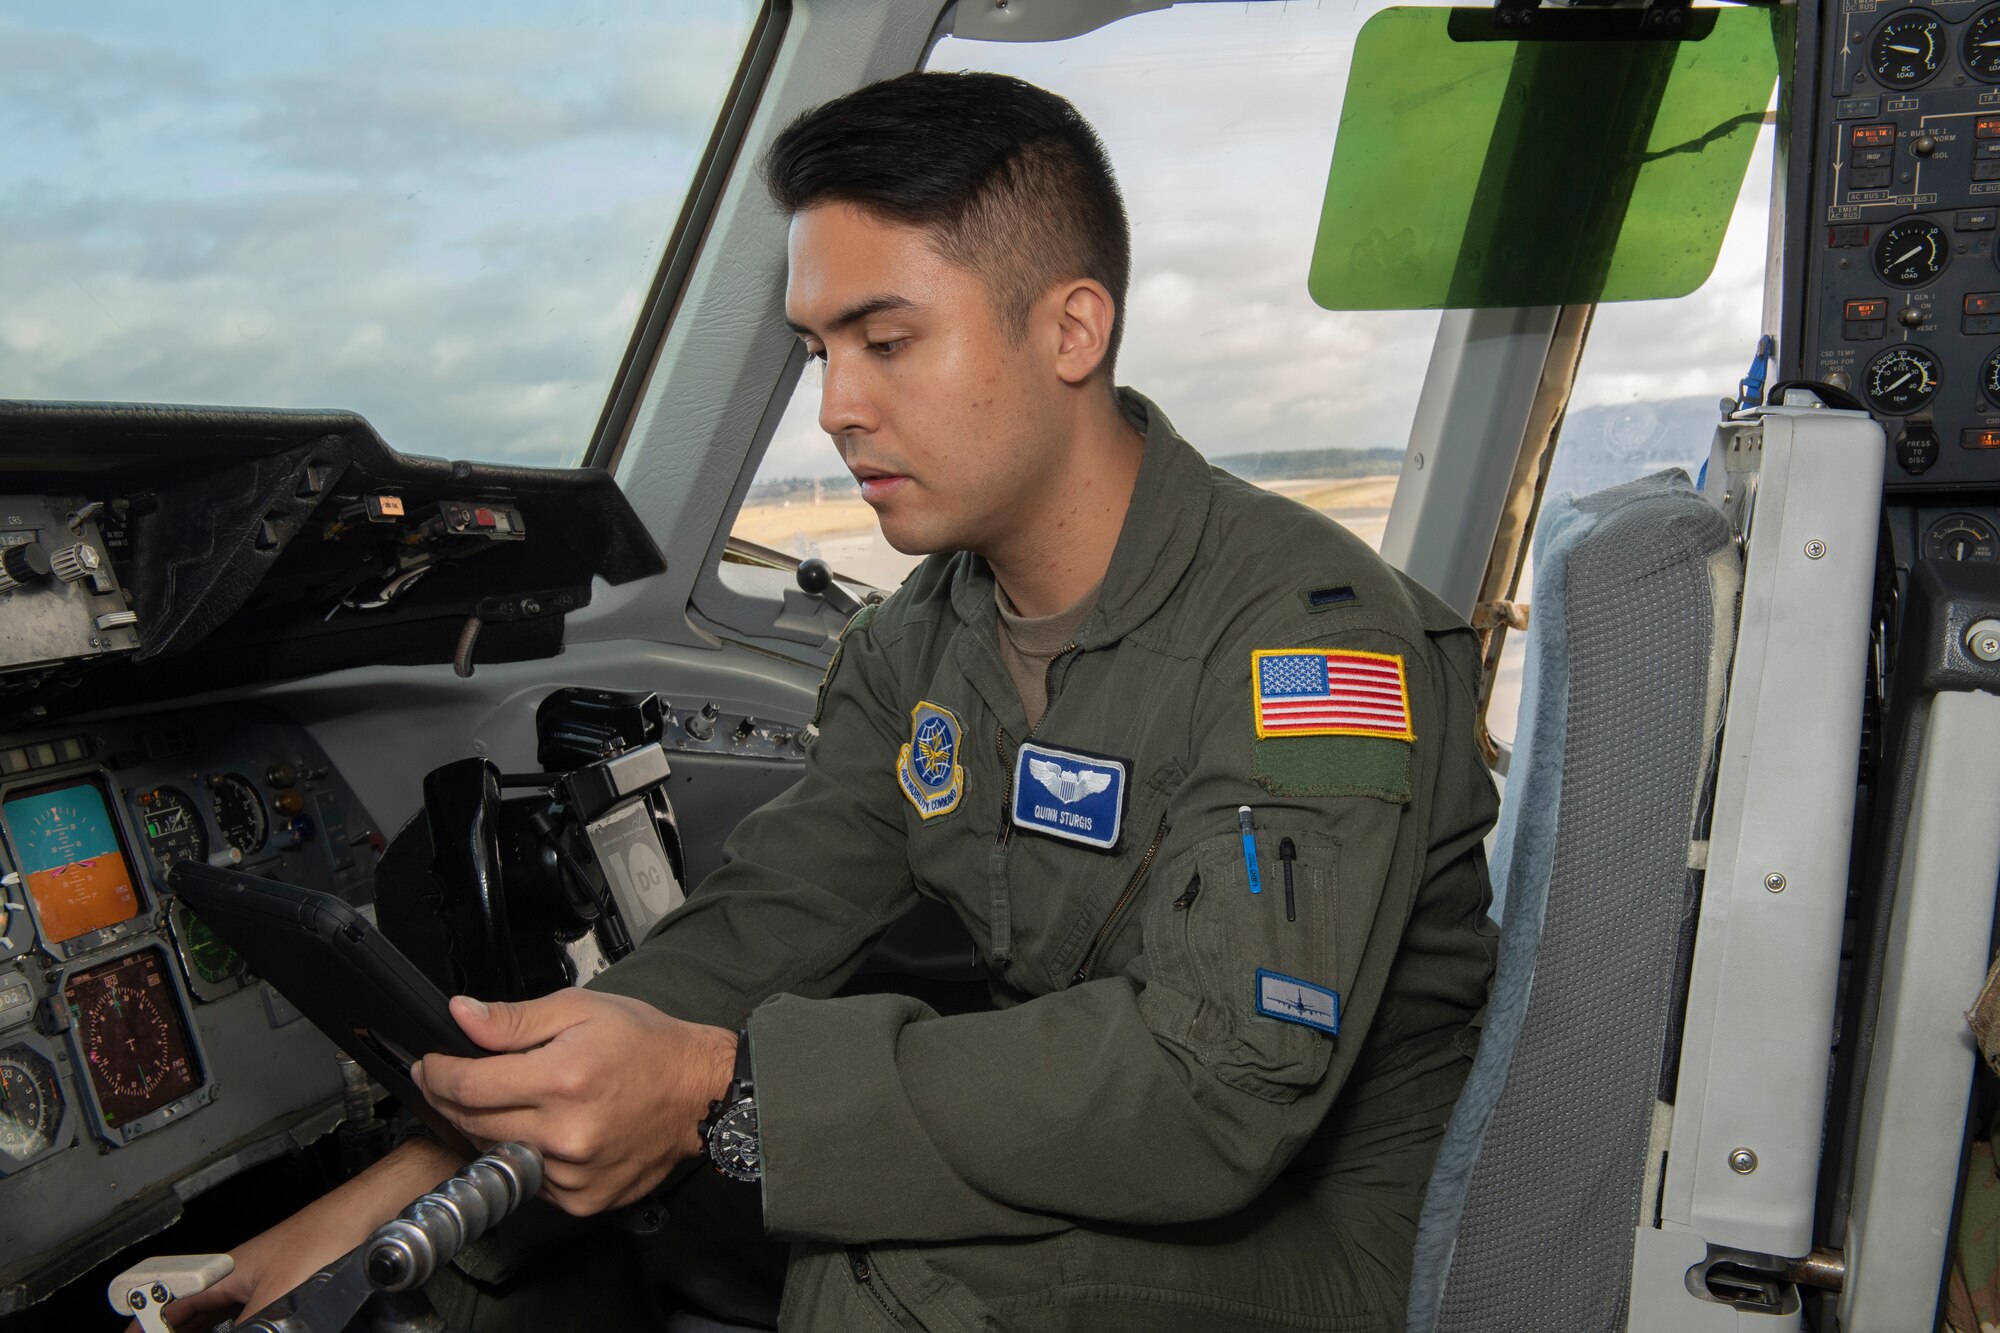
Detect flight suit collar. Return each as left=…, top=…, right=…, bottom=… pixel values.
left=946, top=387, right=1213, bottom=656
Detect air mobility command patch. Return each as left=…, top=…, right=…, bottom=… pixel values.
left=1250, top=648, right=1414, bottom=802
left=898, top=700, right=965, bottom=819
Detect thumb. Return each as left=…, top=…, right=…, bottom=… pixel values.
left=449, top=993, right=576, bottom=1053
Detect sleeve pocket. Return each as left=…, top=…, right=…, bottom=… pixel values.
left=1138, top=829, right=1342, bottom=1103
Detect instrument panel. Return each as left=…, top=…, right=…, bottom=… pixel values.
left=1805, top=0, right=2000, bottom=488
left=0, top=705, right=383, bottom=1314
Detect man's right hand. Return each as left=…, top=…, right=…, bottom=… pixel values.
left=126, top=1137, right=465, bottom=1333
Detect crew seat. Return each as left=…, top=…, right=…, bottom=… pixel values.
left=1405, top=470, right=1741, bottom=1331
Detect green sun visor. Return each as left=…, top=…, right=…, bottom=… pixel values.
left=1309, top=5, right=1779, bottom=311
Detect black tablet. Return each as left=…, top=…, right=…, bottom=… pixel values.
left=169, top=862, right=482, bottom=1151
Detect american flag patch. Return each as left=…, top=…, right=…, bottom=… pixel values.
left=1252, top=648, right=1413, bottom=741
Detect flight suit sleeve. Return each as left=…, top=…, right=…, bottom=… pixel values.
left=749, top=621, right=1496, bottom=1244
left=587, top=607, right=920, bottom=1027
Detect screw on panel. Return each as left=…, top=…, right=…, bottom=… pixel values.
left=150, top=1283, right=169, bottom=1304
left=1729, top=1147, right=1758, bottom=1174
left=1804, top=540, right=1827, bottom=560
left=128, top=1291, right=146, bottom=1311
left=1967, top=619, right=2000, bottom=662
left=1764, top=873, right=1786, bottom=893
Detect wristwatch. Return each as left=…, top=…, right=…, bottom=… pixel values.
left=700, top=1028, right=761, bottom=1183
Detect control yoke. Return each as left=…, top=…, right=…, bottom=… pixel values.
left=108, top=1142, right=544, bottom=1333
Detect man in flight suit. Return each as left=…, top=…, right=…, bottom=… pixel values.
left=170, top=72, right=1497, bottom=1333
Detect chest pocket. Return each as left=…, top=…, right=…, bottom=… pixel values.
left=1138, top=828, right=1341, bottom=1102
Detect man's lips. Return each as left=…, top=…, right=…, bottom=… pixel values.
left=852, top=469, right=910, bottom=503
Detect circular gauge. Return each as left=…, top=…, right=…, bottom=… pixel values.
left=1968, top=6, right=2000, bottom=81
left=206, top=774, right=266, bottom=855
left=0, top=1045, right=61, bottom=1161
left=1864, top=344, right=1942, bottom=413
left=1926, top=513, right=2000, bottom=563
left=169, top=903, right=245, bottom=998
left=135, top=786, right=207, bottom=875
left=1870, top=9, right=1947, bottom=88
left=64, top=951, right=203, bottom=1129
left=1875, top=218, right=1950, bottom=287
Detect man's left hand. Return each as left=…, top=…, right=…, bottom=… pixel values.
left=412, top=990, right=738, bottom=1215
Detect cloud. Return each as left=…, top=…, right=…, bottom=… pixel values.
left=0, top=4, right=754, bottom=465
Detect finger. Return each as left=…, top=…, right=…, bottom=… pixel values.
left=424, top=1099, right=550, bottom=1151
left=414, top=1049, right=552, bottom=1110
left=449, top=992, right=583, bottom=1054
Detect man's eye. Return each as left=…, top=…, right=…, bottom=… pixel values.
left=867, top=339, right=908, bottom=357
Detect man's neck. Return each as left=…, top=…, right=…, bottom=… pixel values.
left=986, top=391, right=1145, bottom=619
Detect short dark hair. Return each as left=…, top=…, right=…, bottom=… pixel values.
left=763, top=71, right=1132, bottom=376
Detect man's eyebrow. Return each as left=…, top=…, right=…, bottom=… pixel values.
left=786, top=294, right=918, bottom=337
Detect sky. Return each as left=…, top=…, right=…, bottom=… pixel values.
left=0, top=1, right=757, bottom=465
left=0, top=1, right=1772, bottom=480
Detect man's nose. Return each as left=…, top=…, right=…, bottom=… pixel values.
left=817, top=354, right=879, bottom=439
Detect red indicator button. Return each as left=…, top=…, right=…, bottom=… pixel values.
left=1969, top=293, right=2000, bottom=315
left=1965, top=428, right=2000, bottom=449
left=1980, top=117, right=2000, bottom=140
left=1846, top=298, right=1889, bottom=320
left=1852, top=122, right=1898, bottom=148
left=474, top=507, right=497, bottom=529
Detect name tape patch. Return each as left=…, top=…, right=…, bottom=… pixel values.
left=1010, top=741, right=1128, bottom=851
left=1253, top=648, right=1413, bottom=742
left=898, top=701, right=965, bottom=819
left=1255, top=969, right=1341, bottom=1036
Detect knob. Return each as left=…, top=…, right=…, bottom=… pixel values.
left=1897, top=306, right=1925, bottom=329
left=1914, top=134, right=1938, bottom=157
left=0, top=543, right=50, bottom=593
left=684, top=702, right=719, bottom=742
left=49, top=543, right=100, bottom=584
left=797, top=558, right=862, bottom=618
left=265, top=762, right=298, bottom=789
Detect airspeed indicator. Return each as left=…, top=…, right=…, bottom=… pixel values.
left=1864, top=345, right=1941, bottom=414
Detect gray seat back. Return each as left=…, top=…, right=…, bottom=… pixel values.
left=1406, top=470, right=1740, bottom=1333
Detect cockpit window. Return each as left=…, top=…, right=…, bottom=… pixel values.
left=1, top=1, right=762, bottom=468
left=734, top=2, right=1446, bottom=590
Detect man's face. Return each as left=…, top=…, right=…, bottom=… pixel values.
left=785, top=202, right=1065, bottom=557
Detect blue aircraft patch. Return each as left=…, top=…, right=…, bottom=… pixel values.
left=897, top=701, right=965, bottom=819
left=1255, top=969, right=1341, bottom=1036
left=1010, top=741, right=1127, bottom=852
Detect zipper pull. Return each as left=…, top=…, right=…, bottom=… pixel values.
left=1279, top=837, right=1297, bottom=924
left=1172, top=875, right=1202, bottom=911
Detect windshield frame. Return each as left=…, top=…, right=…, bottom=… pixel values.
left=584, top=0, right=792, bottom=472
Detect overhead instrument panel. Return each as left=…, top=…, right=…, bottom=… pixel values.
left=1803, top=0, right=2000, bottom=487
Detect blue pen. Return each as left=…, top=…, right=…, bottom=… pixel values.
left=1238, top=806, right=1262, bottom=894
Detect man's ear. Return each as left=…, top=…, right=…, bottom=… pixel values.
left=1051, top=279, right=1117, bottom=386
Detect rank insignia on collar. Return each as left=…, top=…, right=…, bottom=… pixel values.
left=898, top=701, right=966, bottom=819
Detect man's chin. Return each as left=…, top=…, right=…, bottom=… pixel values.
left=875, top=517, right=955, bottom=558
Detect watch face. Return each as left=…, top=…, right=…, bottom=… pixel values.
left=707, top=1099, right=761, bottom=1182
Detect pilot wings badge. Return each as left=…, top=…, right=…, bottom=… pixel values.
left=1010, top=741, right=1128, bottom=852
left=897, top=701, right=965, bottom=819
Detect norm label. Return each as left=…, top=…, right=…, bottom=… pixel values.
left=1010, top=741, right=1128, bottom=852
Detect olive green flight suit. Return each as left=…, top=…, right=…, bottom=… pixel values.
left=591, top=390, right=1499, bottom=1332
